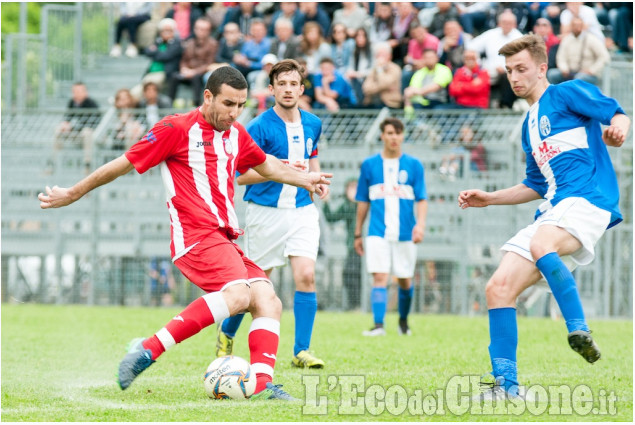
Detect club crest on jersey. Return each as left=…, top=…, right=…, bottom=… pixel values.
left=539, top=115, right=551, bottom=137
left=306, top=138, right=313, bottom=155
left=223, top=137, right=233, bottom=155
left=398, top=170, right=408, bottom=184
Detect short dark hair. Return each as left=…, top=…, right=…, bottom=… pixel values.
left=319, top=57, right=335, bottom=66
left=269, top=59, right=304, bottom=85
left=380, top=117, right=404, bottom=134
left=204, top=66, right=248, bottom=95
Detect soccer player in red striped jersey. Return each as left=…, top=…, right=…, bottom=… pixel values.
left=38, top=66, right=332, bottom=400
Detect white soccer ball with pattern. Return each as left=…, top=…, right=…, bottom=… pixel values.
left=204, top=355, right=256, bottom=400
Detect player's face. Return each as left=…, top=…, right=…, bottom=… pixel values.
left=270, top=70, right=304, bottom=109
left=504, top=49, right=546, bottom=100
left=203, top=84, right=248, bottom=131
left=381, top=125, right=404, bottom=154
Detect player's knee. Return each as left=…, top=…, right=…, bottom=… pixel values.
left=223, top=284, right=251, bottom=314
left=294, top=268, right=315, bottom=288
left=250, top=285, right=282, bottom=317
left=529, top=239, right=551, bottom=262
left=485, top=274, right=513, bottom=306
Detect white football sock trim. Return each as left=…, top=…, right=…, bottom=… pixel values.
left=249, top=317, right=280, bottom=335
left=251, top=362, right=274, bottom=378
left=156, top=327, right=176, bottom=350
left=203, top=291, right=230, bottom=323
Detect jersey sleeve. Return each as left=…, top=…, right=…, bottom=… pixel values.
left=355, top=160, right=371, bottom=202
left=235, top=125, right=267, bottom=174
left=125, top=118, right=181, bottom=174
left=520, top=121, right=547, bottom=197
left=413, top=160, right=427, bottom=201
left=310, top=117, right=322, bottom=158
left=560, top=80, right=625, bottom=125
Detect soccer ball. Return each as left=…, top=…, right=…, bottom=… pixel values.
left=203, top=355, right=256, bottom=400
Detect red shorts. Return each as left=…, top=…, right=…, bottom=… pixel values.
left=174, top=229, right=268, bottom=293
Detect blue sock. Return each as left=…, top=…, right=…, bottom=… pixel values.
left=371, top=287, right=387, bottom=326
left=488, top=307, right=519, bottom=395
left=536, top=252, right=589, bottom=333
left=398, top=286, right=414, bottom=320
left=293, top=291, right=317, bottom=356
left=221, top=313, right=245, bottom=338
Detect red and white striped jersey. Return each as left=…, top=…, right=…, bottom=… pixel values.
left=125, top=108, right=267, bottom=260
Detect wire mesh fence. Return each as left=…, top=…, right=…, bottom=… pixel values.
left=2, top=106, right=631, bottom=318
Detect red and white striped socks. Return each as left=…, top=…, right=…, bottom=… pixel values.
left=143, top=292, right=230, bottom=360
left=248, top=317, right=280, bottom=393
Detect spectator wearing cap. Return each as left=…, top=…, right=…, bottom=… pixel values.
left=362, top=42, right=402, bottom=109
left=249, top=53, right=278, bottom=113
left=233, top=19, right=271, bottom=77
left=138, top=18, right=183, bottom=100
left=270, top=17, right=302, bottom=61
left=314, top=57, right=357, bottom=112
left=547, top=17, right=610, bottom=86
left=448, top=49, right=490, bottom=109
left=167, top=17, right=217, bottom=105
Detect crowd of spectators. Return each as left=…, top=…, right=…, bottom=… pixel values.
left=103, top=1, right=630, bottom=113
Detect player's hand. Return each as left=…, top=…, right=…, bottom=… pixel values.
left=315, top=183, right=330, bottom=200
left=306, top=172, right=332, bottom=201
left=354, top=237, right=364, bottom=256
left=412, top=224, right=425, bottom=244
left=38, top=185, right=74, bottom=209
left=457, top=189, right=490, bottom=209
left=603, top=125, right=627, bottom=147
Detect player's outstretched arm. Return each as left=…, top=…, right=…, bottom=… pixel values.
left=252, top=154, right=332, bottom=196
left=38, top=155, right=135, bottom=209
left=603, top=113, right=631, bottom=147
left=458, top=184, right=541, bottom=209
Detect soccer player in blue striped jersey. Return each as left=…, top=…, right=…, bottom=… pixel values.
left=458, top=34, right=630, bottom=401
left=354, top=117, right=428, bottom=336
left=216, top=59, right=329, bottom=369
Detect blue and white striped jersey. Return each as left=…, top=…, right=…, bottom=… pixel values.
left=243, top=108, right=322, bottom=208
left=522, top=80, right=625, bottom=228
left=356, top=153, right=427, bottom=241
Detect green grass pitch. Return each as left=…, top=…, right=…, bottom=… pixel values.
left=1, top=304, right=632, bottom=421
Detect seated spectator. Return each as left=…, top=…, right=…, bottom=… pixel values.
left=270, top=17, right=301, bottom=61
left=439, top=124, right=487, bottom=180
left=332, top=2, right=369, bottom=38
left=542, top=3, right=564, bottom=35
left=468, top=10, right=522, bottom=108
left=215, top=22, right=244, bottom=66
left=221, top=2, right=263, bottom=35
left=298, top=2, right=331, bottom=37
left=268, top=2, right=304, bottom=36
left=559, top=2, right=604, bottom=43
left=448, top=49, right=490, bottom=109
left=167, top=17, right=217, bottom=105
left=329, top=23, right=355, bottom=74
left=233, top=19, right=271, bottom=78
left=403, top=49, right=452, bottom=113
left=51, top=82, right=101, bottom=172
left=296, top=58, right=315, bottom=111
left=493, top=2, right=530, bottom=33
left=368, top=2, right=395, bottom=44
left=314, top=57, right=357, bottom=112
left=391, top=2, right=420, bottom=66
left=438, top=20, right=472, bottom=72
left=361, top=42, right=402, bottom=109
left=110, top=2, right=153, bottom=58
left=604, top=3, right=633, bottom=53
left=248, top=54, right=278, bottom=113
left=402, top=24, right=440, bottom=90
left=298, top=21, right=331, bottom=75
left=110, top=88, right=144, bottom=150
left=165, top=2, right=202, bottom=40
left=456, top=2, right=494, bottom=35
left=138, top=81, right=172, bottom=128
left=547, top=17, right=610, bottom=86
left=533, top=18, right=559, bottom=70
left=346, top=28, right=374, bottom=105
left=428, top=2, right=461, bottom=39
left=138, top=18, right=183, bottom=99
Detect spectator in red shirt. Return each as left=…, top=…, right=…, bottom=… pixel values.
left=448, top=49, right=490, bottom=109
left=533, top=18, right=559, bottom=70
